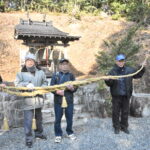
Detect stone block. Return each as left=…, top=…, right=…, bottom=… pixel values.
left=130, top=93, right=150, bottom=117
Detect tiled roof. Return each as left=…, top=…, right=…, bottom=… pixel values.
left=14, top=19, right=80, bottom=46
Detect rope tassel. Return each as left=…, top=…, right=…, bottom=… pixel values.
left=2, top=117, right=9, bottom=131
left=32, top=118, right=37, bottom=130
left=32, top=95, right=37, bottom=130
left=61, top=97, right=68, bottom=108
left=2, top=95, right=9, bottom=131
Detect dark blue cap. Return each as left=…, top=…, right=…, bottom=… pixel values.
left=115, top=54, right=125, bottom=61
left=59, top=58, right=69, bottom=64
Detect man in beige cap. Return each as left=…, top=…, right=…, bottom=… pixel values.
left=15, top=53, right=48, bottom=148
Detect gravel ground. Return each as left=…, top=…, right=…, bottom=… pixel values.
left=0, top=117, right=150, bottom=150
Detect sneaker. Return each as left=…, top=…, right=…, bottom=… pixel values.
left=55, top=136, right=62, bottom=143
left=35, top=135, right=47, bottom=140
left=68, top=134, right=77, bottom=140
left=114, top=128, right=120, bottom=134
left=26, top=141, right=33, bottom=148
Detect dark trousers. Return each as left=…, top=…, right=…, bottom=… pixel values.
left=24, top=108, right=43, bottom=142
left=112, top=96, right=130, bottom=130
left=54, top=103, right=74, bottom=136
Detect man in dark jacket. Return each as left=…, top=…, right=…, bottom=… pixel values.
left=0, top=75, right=2, bottom=84
left=105, top=54, right=146, bottom=134
left=0, top=75, right=6, bottom=87
left=51, top=58, right=77, bottom=143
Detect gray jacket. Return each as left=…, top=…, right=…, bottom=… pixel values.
left=15, top=69, right=48, bottom=110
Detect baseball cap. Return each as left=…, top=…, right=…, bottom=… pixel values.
left=25, top=53, right=36, bottom=61
left=115, top=54, right=126, bottom=61
left=59, top=58, right=69, bottom=64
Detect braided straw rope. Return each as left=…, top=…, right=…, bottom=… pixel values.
left=0, top=54, right=149, bottom=97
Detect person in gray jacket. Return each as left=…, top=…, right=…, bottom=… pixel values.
left=15, top=53, right=47, bottom=148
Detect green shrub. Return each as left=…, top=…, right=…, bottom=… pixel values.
left=2, top=0, right=150, bottom=24
left=0, top=1, right=5, bottom=12
left=96, top=25, right=141, bottom=74
left=93, top=9, right=101, bottom=16
left=68, top=6, right=81, bottom=20
left=110, top=2, right=126, bottom=16
left=126, top=2, right=150, bottom=23
left=111, top=13, right=121, bottom=20
left=97, top=80, right=107, bottom=90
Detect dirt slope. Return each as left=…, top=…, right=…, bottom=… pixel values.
left=0, top=12, right=149, bottom=81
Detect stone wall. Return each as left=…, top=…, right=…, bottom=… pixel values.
left=130, top=93, right=150, bottom=117
left=0, top=83, right=109, bottom=129
left=130, top=58, right=150, bottom=117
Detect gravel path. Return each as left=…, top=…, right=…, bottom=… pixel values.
left=0, top=117, right=150, bottom=150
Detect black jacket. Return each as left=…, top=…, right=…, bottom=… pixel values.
left=105, top=65, right=145, bottom=98
left=50, top=71, right=77, bottom=105
left=0, top=75, right=2, bottom=84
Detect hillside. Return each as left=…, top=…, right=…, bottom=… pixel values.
left=0, top=12, right=149, bottom=81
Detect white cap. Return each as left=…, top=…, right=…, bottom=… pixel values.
left=25, top=53, right=36, bottom=61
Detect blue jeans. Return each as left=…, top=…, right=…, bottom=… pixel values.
left=24, top=108, right=43, bottom=142
left=54, top=104, right=74, bottom=136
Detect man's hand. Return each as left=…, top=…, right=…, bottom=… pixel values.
left=66, top=84, right=74, bottom=91
left=56, top=90, right=64, bottom=96
left=142, top=59, right=147, bottom=67
left=141, top=54, right=149, bottom=67
left=105, top=79, right=109, bottom=81
left=27, top=83, right=34, bottom=89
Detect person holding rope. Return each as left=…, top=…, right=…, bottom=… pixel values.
left=0, top=75, right=2, bottom=84
left=0, top=75, right=6, bottom=87
left=51, top=58, right=78, bottom=143
left=15, top=53, right=47, bottom=148
left=105, top=54, right=146, bottom=134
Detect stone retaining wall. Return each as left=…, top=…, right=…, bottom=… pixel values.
left=0, top=81, right=149, bottom=129
left=0, top=83, right=109, bottom=129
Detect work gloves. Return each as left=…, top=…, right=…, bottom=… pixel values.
left=27, top=83, right=34, bottom=89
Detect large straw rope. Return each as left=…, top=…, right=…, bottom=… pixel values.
left=0, top=54, right=149, bottom=97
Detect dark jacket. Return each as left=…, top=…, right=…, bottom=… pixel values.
left=50, top=71, right=77, bottom=105
left=105, top=64, right=145, bottom=98
left=0, top=75, right=2, bottom=84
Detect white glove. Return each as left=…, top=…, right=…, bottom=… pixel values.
left=27, top=83, right=34, bottom=89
